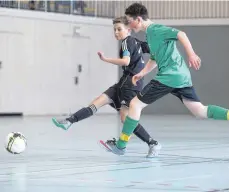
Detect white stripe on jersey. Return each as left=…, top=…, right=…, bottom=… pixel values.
left=122, top=39, right=128, bottom=52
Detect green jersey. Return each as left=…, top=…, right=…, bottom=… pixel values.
left=146, top=24, right=192, bottom=88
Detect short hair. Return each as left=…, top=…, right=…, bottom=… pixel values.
left=112, top=16, right=129, bottom=26
left=125, top=3, right=149, bottom=20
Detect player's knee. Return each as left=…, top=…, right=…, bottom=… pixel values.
left=120, top=113, right=127, bottom=123
left=119, top=107, right=128, bottom=123
left=129, top=97, right=144, bottom=111
left=129, top=98, right=137, bottom=108
left=184, top=100, right=208, bottom=119
left=192, top=105, right=208, bottom=118
left=90, top=94, right=111, bottom=109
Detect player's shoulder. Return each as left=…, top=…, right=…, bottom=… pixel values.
left=121, top=36, right=137, bottom=51
left=122, top=36, right=137, bottom=46
left=147, top=23, right=165, bottom=32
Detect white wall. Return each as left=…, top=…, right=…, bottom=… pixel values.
left=0, top=8, right=118, bottom=115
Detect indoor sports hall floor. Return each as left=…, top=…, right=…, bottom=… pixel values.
left=0, top=115, right=229, bottom=192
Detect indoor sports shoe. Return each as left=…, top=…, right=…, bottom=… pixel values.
left=99, top=138, right=118, bottom=152
left=98, top=140, right=111, bottom=152
left=52, top=118, right=72, bottom=130
left=105, top=138, right=126, bottom=156
left=146, top=142, right=162, bottom=158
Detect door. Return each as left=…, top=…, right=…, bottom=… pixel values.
left=0, top=33, right=24, bottom=114
left=61, top=36, right=90, bottom=114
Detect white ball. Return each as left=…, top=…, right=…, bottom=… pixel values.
left=5, top=132, right=27, bottom=154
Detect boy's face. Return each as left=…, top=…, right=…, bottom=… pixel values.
left=113, top=23, right=130, bottom=40
left=126, top=15, right=142, bottom=33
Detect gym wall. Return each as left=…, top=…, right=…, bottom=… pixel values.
left=0, top=8, right=118, bottom=115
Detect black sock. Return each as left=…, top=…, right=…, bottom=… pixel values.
left=133, top=124, right=158, bottom=145
left=66, top=104, right=97, bottom=123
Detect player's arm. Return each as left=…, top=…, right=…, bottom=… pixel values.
left=98, top=52, right=130, bottom=66
left=177, top=31, right=196, bottom=58
left=155, top=25, right=201, bottom=70
left=101, top=38, right=133, bottom=66
left=132, top=59, right=157, bottom=86
left=98, top=51, right=130, bottom=66
left=97, top=38, right=132, bottom=66
left=140, top=59, right=157, bottom=76
left=177, top=31, right=201, bottom=70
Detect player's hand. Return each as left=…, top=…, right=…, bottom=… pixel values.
left=97, top=51, right=106, bottom=61
left=188, top=53, right=201, bottom=70
left=132, top=72, right=144, bottom=86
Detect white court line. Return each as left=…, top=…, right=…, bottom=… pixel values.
left=3, top=173, right=212, bottom=184
left=0, top=161, right=159, bottom=177
left=143, top=174, right=212, bottom=184
left=0, top=174, right=210, bottom=191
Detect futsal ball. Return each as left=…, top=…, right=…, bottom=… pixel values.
left=5, top=132, right=27, bottom=154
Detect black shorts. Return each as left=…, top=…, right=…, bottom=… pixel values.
left=104, top=75, right=142, bottom=111
left=137, top=79, right=200, bottom=104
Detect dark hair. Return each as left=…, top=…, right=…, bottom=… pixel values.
left=112, top=16, right=129, bottom=26
left=125, top=3, right=149, bottom=20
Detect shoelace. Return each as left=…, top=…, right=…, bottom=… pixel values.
left=148, top=145, right=155, bottom=154
left=148, top=144, right=160, bottom=155
left=58, top=119, right=69, bottom=124
left=106, top=138, right=116, bottom=144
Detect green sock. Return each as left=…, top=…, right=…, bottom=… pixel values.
left=117, top=116, right=139, bottom=149
left=207, top=105, right=229, bottom=120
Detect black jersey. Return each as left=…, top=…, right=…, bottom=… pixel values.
left=120, top=36, right=146, bottom=76
left=119, top=36, right=149, bottom=90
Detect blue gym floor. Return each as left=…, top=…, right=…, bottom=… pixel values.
left=0, top=115, right=229, bottom=192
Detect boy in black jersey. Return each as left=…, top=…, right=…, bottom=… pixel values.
left=52, top=16, right=161, bottom=158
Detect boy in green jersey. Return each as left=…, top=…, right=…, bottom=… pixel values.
left=103, top=3, right=229, bottom=155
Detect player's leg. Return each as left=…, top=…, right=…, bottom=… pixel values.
left=52, top=85, right=117, bottom=130
left=102, top=84, right=159, bottom=157
left=183, top=99, right=208, bottom=118
left=119, top=88, right=158, bottom=146
left=119, top=105, right=161, bottom=157
left=119, top=105, right=156, bottom=145
left=184, top=100, right=229, bottom=120
left=52, top=93, right=112, bottom=130
left=172, top=87, right=229, bottom=120
left=105, top=80, right=173, bottom=155
left=67, top=93, right=111, bottom=122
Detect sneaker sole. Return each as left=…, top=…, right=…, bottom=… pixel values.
left=98, top=140, right=125, bottom=156
left=51, top=118, right=67, bottom=130
left=146, top=145, right=162, bottom=158
left=98, top=140, right=111, bottom=152
left=146, top=153, right=159, bottom=158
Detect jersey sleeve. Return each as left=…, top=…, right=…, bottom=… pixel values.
left=121, top=39, right=131, bottom=57
left=154, top=25, right=179, bottom=40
